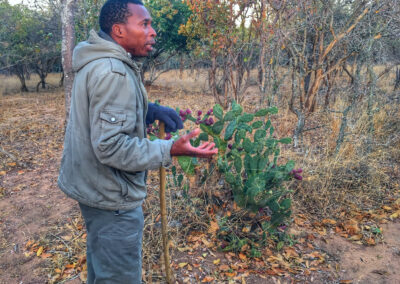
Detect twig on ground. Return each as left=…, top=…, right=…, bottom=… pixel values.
left=0, top=146, right=28, bottom=168
left=49, top=233, right=72, bottom=258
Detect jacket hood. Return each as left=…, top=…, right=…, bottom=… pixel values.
left=72, top=30, right=140, bottom=73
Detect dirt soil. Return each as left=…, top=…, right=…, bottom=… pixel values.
left=0, top=89, right=399, bottom=284
left=317, top=223, right=400, bottom=284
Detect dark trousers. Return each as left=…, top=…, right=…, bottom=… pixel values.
left=79, top=203, right=144, bottom=284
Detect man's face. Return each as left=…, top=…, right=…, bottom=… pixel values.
left=115, top=4, right=156, bottom=57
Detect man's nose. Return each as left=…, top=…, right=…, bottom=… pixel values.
left=149, top=25, right=157, bottom=38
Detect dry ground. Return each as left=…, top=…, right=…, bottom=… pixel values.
left=0, top=71, right=399, bottom=283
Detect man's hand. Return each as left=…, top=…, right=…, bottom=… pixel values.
left=146, top=103, right=184, bottom=133
left=170, top=129, right=218, bottom=158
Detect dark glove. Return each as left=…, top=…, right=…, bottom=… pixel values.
left=146, top=103, right=184, bottom=133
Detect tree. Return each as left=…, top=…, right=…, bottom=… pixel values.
left=267, top=0, right=372, bottom=146
left=74, top=0, right=103, bottom=42
left=61, top=0, right=76, bottom=122
left=0, top=0, right=62, bottom=92
left=180, top=0, right=257, bottom=108
left=30, top=1, right=62, bottom=91
left=271, top=0, right=399, bottom=148
left=0, top=1, right=38, bottom=91
left=141, top=0, right=191, bottom=85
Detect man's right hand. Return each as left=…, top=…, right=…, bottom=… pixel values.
left=146, top=103, right=184, bottom=133
left=170, top=128, right=218, bottom=158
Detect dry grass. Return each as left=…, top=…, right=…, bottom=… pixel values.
left=0, top=73, right=63, bottom=97
left=288, top=99, right=400, bottom=220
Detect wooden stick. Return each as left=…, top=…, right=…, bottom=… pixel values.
left=158, top=122, right=173, bottom=284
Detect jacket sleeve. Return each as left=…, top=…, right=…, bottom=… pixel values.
left=88, top=70, right=173, bottom=173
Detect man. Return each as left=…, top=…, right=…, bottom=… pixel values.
left=57, top=0, right=217, bottom=283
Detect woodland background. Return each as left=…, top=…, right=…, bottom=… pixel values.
left=0, top=0, right=400, bottom=283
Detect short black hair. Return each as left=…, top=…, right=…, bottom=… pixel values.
left=99, top=0, right=144, bottom=35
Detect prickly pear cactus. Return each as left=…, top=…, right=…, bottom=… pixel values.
left=181, top=101, right=301, bottom=227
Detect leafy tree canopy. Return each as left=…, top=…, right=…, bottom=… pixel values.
left=144, top=0, right=191, bottom=54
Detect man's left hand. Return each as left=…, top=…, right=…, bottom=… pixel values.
left=146, top=103, right=184, bottom=133
left=170, top=128, right=218, bottom=158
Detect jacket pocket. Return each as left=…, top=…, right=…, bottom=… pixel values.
left=100, top=111, right=126, bottom=128
left=98, top=110, right=127, bottom=152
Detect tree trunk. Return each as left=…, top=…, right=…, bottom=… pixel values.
left=36, top=73, right=47, bottom=92
left=305, top=68, right=323, bottom=112
left=394, top=67, right=400, bottom=91
left=335, top=105, right=351, bottom=155
left=179, top=54, right=184, bottom=79
left=19, top=77, right=29, bottom=92
left=293, top=110, right=305, bottom=148
left=335, top=62, right=361, bottom=154
left=324, top=72, right=334, bottom=109
left=209, top=54, right=221, bottom=106
left=16, top=69, right=29, bottom=92
left=366, top=64, right=376, bottom=153
left=61, top=0, right=76, bottom=125
left=59, top=71, right=64, bottom=87
left=289, top=62, right=306, bottom=148
left=41, top=78, right=46, bottom=89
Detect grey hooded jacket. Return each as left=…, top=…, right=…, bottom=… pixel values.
left=58, top=30, right=173, bottom=211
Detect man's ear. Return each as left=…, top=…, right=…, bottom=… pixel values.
left=111, top=23, right=125, bottom=39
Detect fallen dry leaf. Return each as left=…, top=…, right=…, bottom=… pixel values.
left=343, top=219, right=360, bottom=235
left=178, top=262, right=188, bottom=268
left=63, top=268, right=74, bottom=275
left=365, top=238, right=375, bottom=245
left=284, top=247, right=299, bottom=259
left=36, top=246, right=43, bottom=256
left=389, top=211, right=400, bottom=220
left=348, top=234, right=363, bottom=241
left=177, top=246, right=192, bottom=252
left=225, top=271, right=236, bottom=277
left=62, top=235, right=72, bottom=241
left=219, top=264, right=230, bottom=271
left=201, top=276, right=214, bottom=282
left=80, top=271, right=88, bottom=282
left=201, top=238, right=213, bottom=248
left=242, top=226, right=251, bottom=233
left=208, top=220, right=219, bottom=234
left=322, top=218, right=337, bottom=225
left=40, top=253, right=52, bottom=259
left=265, top=269, right=278, bottom=276
left=25, top=240, right=34, bottom=248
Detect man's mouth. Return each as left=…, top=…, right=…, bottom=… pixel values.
left=145, top=42, right=155, bottom=52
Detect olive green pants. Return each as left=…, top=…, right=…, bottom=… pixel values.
left=79, top=203, right=144, bottom=284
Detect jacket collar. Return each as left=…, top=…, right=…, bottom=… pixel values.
left=94, top=30, right=142, bottom=73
